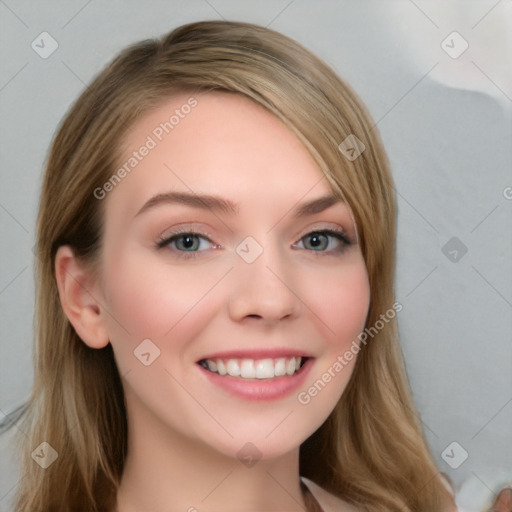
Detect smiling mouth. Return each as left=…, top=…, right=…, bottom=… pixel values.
left=198, top=356, right=309, bottom=379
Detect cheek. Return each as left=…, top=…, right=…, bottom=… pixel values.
left=308, top=260, right=370, bottom=350
left=295, top=261, right=369, bottom=417
left=101, top=248, right=225, bottom=355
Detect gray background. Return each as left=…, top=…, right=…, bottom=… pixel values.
left=1, top=1, right=511, bottom=510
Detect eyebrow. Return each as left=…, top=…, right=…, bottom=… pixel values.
left=134, top=191, right=343, bottom=218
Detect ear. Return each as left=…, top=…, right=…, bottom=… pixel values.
left=54, top=245, right=110, bottom=349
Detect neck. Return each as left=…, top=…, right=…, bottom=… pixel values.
left=114, top=398, right=309, bottom=512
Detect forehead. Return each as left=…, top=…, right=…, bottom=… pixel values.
left=105, top=91, right=338, bottom=219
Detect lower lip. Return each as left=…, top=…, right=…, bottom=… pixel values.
left=197, top=358, right=314, bottom=401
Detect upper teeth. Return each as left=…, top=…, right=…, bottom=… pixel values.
left=202, top=357, right=303, bottom=379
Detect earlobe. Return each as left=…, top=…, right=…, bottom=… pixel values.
left=54, top=245, right=110, bottom=349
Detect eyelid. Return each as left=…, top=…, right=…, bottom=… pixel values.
left=297, top=223, right=353, bottom=245
left=292, top=228, right=352, bottom=253
left=156, top=227, right=216, bottom=251
left=156, top=222, right=352, bottom=244
left=157, top=223, right=215, bottom=243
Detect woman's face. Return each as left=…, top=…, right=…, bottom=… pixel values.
left=96, top=91, right=370, bottom=460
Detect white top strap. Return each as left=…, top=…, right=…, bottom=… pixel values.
left=300, top=476, right=358, bottom=512
left=301, top=476, right=464, bottom=512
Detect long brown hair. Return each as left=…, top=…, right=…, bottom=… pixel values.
left=2, top=20, right=455, bottom=511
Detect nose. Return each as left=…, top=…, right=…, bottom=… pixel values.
left=227, top=241, right=301, bottom=324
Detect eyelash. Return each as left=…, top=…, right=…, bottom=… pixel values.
left=156, top=227, right=352, bottom=260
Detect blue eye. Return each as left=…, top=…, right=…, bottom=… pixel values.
left=156, top=228, right=352, bottom=260
left=295, top=229, right=351, bottom=253
left=156, top=231, right=214, bottom=260
left=167, top=234, right=203, bottom=251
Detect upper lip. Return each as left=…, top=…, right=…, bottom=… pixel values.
left=197, top=348, right=314, bottom=362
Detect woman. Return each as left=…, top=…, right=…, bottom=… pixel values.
left=1, top=20, right=456, bottom=511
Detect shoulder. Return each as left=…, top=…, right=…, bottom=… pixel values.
left=300, top=476, right=359, bottom=512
